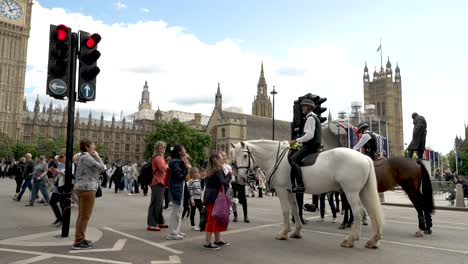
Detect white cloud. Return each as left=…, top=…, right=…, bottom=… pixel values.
left=25, top=3, right=466, bottom=154
left=140, top=8, right=150, bottom=13
left=113, top=1, right=127, bottom=10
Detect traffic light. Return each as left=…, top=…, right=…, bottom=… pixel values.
left=77, top=31, right=101, bottom=102
left=312, top=95, right=328, bottom=123
left=46, top=24, right=72, bottom=99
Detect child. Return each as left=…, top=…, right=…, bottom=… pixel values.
left=188, top=168, right=203, bottom=231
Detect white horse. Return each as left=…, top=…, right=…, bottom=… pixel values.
left=233, top=140, right=384, bottom=248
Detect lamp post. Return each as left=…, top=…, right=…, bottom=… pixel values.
left=270, top=86, right=278, bottom=140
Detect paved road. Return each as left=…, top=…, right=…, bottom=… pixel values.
left=0, top=178, right=467, bottom=264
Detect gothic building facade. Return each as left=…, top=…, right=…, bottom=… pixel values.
left=251, top=63, right=273, bottom=118
left=363, top=58, right=404, bottom=156
left=0, top=0, right=32, bottom=140
left=20, top=82, right=209, bottom=162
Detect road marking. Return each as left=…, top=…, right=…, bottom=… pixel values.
left=9, top=255, right=52, bottom=264
left=161, top=216, right=321, bottom=247
left=151, top=255, right=182, bottom=264
left=387, top=216, right=468, bottom=226
left=69, top=239, right=127, bottom=254
left=387, top=220, right=468, bottom=230
left=0, top=248, right=131, bottom=264
left=300, top=229, right=468, bottom=255
left=103, top=227, right=183, bottom=255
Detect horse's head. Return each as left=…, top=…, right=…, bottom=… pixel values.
left=232, top=141, right=256, bottom=181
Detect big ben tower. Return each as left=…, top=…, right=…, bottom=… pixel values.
left=0, top=0, right=32, bottom=139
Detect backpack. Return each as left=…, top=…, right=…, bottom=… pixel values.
left=139, top=161, right=153, bottom=186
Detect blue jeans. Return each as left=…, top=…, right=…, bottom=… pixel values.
left=16, top=178, right=32, bottom=201
left=320, top=193, right=336, bottom=218
left=30, top=179, right=50, bottom=205
left=125, top=177, right=134, bottom=193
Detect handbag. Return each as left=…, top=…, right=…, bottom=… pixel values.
left=212, top=186, right=230, bottom=226
left=199, top=206, right=207, bottom=232
left=95, top=186, right=102, bottom=198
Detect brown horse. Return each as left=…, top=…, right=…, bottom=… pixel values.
left=374, top=157, right=435, bottom=236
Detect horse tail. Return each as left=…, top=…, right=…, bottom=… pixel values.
left=417, top=159, right=435, bottom=214
left=360, top=157, right=385, bottom=229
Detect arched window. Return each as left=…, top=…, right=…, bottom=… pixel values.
left=221, top=128, right=226, bottom=138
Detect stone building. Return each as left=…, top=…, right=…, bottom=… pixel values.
left=21, top=82, right=209, bottom=162
left=252, top=63, right=273, bottom=118
left=0, top=0, right=32, bottom=140
left=363, top=58, right=404, bottom=156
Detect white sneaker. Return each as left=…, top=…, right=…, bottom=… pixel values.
left=332, top=217, right=337, bottom=223
left=178, top=232, right=186, bottom=237
left=191, top=226, right=200, bottom=231
left=317, top=218, right=324, bottom=222
left=128, top=193, right=132, bottom=196
left=166, top=234, right=184, bottom=240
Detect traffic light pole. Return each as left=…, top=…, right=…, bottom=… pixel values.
left=61, top=32, right=78, bottom=238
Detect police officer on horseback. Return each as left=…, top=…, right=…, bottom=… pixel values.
left=288, top=99, right=322, bottom=193
left=353, top=122, right=379, bottom=160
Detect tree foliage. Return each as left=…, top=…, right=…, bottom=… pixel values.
left=145, top=120, right=211, bottom=166
left=448, top=141, right=468, bottom=176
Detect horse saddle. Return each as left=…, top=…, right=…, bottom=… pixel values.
left=373, top=157, right=386, bottom=167
left=301, top=152, right=321, bottom=167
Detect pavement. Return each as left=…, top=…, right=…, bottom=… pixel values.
left=1, top=178, right=467, bottom=264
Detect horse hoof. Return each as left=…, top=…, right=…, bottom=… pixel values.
left=365, top=240, right=379, bottom=249
left=414, top=231, right=424, bottom=237
left=290, top=233, right=302, bottom=239
left=340, top=239, right=354, bottom=248
left=424, top=229, right=432, bottom=235
left=275, top=234, right=288, bottom=240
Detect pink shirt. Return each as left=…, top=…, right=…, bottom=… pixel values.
left=150, top=156, right=168, bottom=187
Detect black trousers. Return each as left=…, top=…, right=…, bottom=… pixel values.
left=15, top=177, right=24, bottom=193
left=134, top=180, right=140, bottom=193
left=408, top=149, right=424, bottom=159
left=288, top=145, right=317, bottom=187
left=49, top=192, right=64, bottom=221
left=190, top=199, right=203, bottom=226
left=109, top=174, right=114, bottom=188
left=164, top=188, right=170, bottom=208
left=141, top=184, right=149, bottom=195
left=232, top=183, right=248, bottom=219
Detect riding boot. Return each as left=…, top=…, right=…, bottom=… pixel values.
left=289, top=171, right=297, bottom=192
left=294, top=170, right=305, bottom=193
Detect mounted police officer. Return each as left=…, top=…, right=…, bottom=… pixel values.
left=353, top=122, right=379, bottom=160
left=288, top=99, right=322, bottom=193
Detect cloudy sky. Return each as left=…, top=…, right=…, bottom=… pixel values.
left=25, top=0, right=467, bottom=153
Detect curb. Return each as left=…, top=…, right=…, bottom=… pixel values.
left=382, top=202, right=468, bottom=212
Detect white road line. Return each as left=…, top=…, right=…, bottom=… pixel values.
left=300, top=229, right=468, bottom=255
left=151, top=255, right=182, bottom=264
left=161, top=216, right=321, bottom=247
left=9, top=255, right=52, bottom=264
left=387, top=220, right=468, bottom=231
left=0, top=248, right=131, bottom=264
left=387, top=216, right=468, bottom=226
left=69, top=239, right=127, bottom=254
left=103, top=227, right=182, bottom=255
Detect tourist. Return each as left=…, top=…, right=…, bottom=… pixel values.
left=72, top=139, right=105, bottom=250
left=203, top=151, right=230, bottom=250
left=49, top=155, right=66, bottom=227
left=14, top=153, right=34, bottom=202
left=14, top=157, right=26, bottom=198
left=147, top=141, right=169, bottom=232
left=188, top=167, right=203, bottom=231
left=26, top=156, right=50, bottom=207
left=166, top=145, right=191, bottom=240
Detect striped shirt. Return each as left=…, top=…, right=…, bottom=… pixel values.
left=188, top=179, right=202, bottom=201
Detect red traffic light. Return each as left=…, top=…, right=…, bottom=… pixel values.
left=56, top=24, right=69, bottom=41
left=85, top=33, right=101, bottom=48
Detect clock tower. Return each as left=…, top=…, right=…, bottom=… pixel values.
left=0, top=0, right=32, bottom=139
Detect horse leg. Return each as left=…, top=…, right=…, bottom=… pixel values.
left=340, top=192, right=363, bottom=248
left=275, top=188, right=291, bottom=240
left=289, top=192, right=303, bottom=239
left=423, top=208, right=433, bottom=234
left=403, top=186, right=426, bottom=237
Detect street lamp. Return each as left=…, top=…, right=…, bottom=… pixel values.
left=15, top=126, right=20, bottom=161
left=270, top=86, right=277, bottom=140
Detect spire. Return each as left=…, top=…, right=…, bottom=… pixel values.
left=215, top=83, right=222, bottom=110
left=328, top=110, right=332, bottom=122
left=42, top=104, right=46, bottom=113
left=100, top=112, right=104, bottom=127
left=139, top=81, right=152, bottom=111
left=88, top=110, right=93, bottom=127
left=364, top=61, right=368, bottom=72
left=23, top=97, right=28, bottom=112
left=257, top=62, right=268, bottom=96
left=47, top=101, right=53, bottom=123
left=34, top=95, right=40, bottom=113
left=111, top=114, right=116, bottom=128
left=75, top=110, right=80, bottom=127
left=386, top=56, right=391, bottom=68
left=155, top=106, right=163, bottom=121
left=395, top=62, right=400, bottom=73
left=252, top=62, right=272, bottom=118
left=132, top=117, right=136, bottom=130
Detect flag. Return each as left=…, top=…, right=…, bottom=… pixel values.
left=376, top=44, right=381, bottom=52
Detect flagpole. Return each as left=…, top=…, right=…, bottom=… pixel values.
left=380, top=38, right=383, bottom=71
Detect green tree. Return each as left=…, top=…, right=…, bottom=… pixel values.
left=145, top=120, right=211, bottom=166
left=458, top=142, right=468, bottom=176
left=0, top=132, right=14, bottom=160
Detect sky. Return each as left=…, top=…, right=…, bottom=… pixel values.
left=24, top=0, right=468, bottom=154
